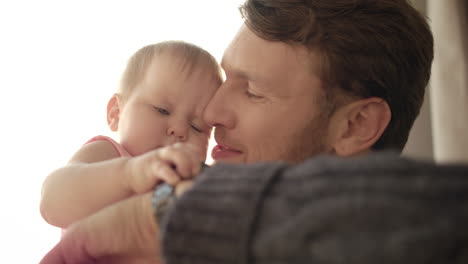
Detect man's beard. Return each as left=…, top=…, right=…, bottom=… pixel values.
left=267, top=112, right=332, bottom=163
left=211, top=110, right=331, bottom=164
left=275, top=114, right=331, bottom=163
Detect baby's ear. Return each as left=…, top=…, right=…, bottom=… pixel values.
left=107, top=94, right=121, bottom=131
left=331, top=97, right=391, bottom=156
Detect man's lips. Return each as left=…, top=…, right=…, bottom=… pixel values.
left=211, top=144, right=242, bottom=160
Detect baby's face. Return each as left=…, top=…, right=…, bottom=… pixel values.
left=117, top=54, right=221, bottom=160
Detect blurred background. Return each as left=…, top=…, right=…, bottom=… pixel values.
left=0, top=0, right=244, bottom=262
left=401, top=0, right=468, bottom=163
left=0, top=0, right=466, bottom=262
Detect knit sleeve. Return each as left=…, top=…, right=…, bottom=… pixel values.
left=250, top=153, right=468, bottom=264
left=160, top=161, right=287, bottom=264
left=161, top=152, right=468, bottom=264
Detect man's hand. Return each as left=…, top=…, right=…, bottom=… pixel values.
left=126, top=143, right=203, bottom=194
left=39, top=192, right=160, bottom=264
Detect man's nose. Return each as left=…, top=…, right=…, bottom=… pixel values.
left=203, top=82, right=235, bottom=129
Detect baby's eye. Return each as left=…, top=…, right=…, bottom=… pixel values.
left=191, top=124, right=203, bottom=133
left=154, top=106, right=170, bottom=116
left=245, top=90, right=264, bottom=100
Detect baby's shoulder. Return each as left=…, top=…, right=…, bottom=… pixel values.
left=69, top=135, right=122, bottom=163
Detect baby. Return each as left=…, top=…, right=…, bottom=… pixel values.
left=40, top=41, right=222, bottom=228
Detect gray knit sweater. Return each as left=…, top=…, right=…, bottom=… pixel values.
left=161, top=152, right=468, bottom=264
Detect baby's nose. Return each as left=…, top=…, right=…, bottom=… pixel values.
left=167, top=125, right=188, bottom=142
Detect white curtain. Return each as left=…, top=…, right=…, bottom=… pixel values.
left=428, top=0, right=468, bottom=163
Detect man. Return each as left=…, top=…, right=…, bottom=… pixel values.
left=40, top=0, right=433, bottom=263
left=205, top=1, right=431, bottom=163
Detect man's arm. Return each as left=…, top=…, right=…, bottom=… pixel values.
left=161, top=154, right=468, bottom=264
left=41, top=153, right=468, bottom=264
left=39, top=192, right=160, bottom=264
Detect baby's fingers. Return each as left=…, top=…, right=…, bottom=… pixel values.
left=150, top=160, right=181, bottom=186
left=158, top=145, right=201, bottom=179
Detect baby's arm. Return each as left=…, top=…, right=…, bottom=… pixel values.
left=40, top=140, right=133, bottom=228
left=40, top=141, right=202, bottom=228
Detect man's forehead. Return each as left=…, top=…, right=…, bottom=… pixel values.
left=224, top=27, right=303, bottom=75
left=221, top=25, right=319, bottom=88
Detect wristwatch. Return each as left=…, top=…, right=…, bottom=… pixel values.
left=151, top=163, right=211, bottom=226
left=152, top=183, right=175, bottom=226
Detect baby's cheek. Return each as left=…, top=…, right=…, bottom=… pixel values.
left=192, top=136, right=210, bottom=160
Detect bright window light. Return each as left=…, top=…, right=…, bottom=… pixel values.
left=0, top=0, right=244, bottom=262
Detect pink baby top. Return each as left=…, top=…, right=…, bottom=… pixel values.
left=85, top=135, right=132, bottom=157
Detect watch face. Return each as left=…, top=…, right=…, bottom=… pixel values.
left=154, top=183, right=174, bottom=198
left=152, top=183, right=175, bottom=225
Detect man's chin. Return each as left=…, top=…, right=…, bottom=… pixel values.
left=213, top=155, right=245, bottom=164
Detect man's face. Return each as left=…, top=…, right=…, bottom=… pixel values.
left=203, top=24, right=333, bottom=164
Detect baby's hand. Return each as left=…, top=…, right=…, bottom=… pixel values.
left=126, top=143, right=204, bottom=194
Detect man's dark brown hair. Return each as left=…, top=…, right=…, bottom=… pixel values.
left=240, top=0, right=434, bottom=152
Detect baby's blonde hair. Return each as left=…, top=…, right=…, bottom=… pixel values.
left=118, top=41, right=222, bottom=100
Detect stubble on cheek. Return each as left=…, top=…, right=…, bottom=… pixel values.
left=262, top=115, right=330, bottom=163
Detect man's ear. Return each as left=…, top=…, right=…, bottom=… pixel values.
left=107, top=94, right=122, bottom=132
left=330, top=97, right=391, bottom=156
